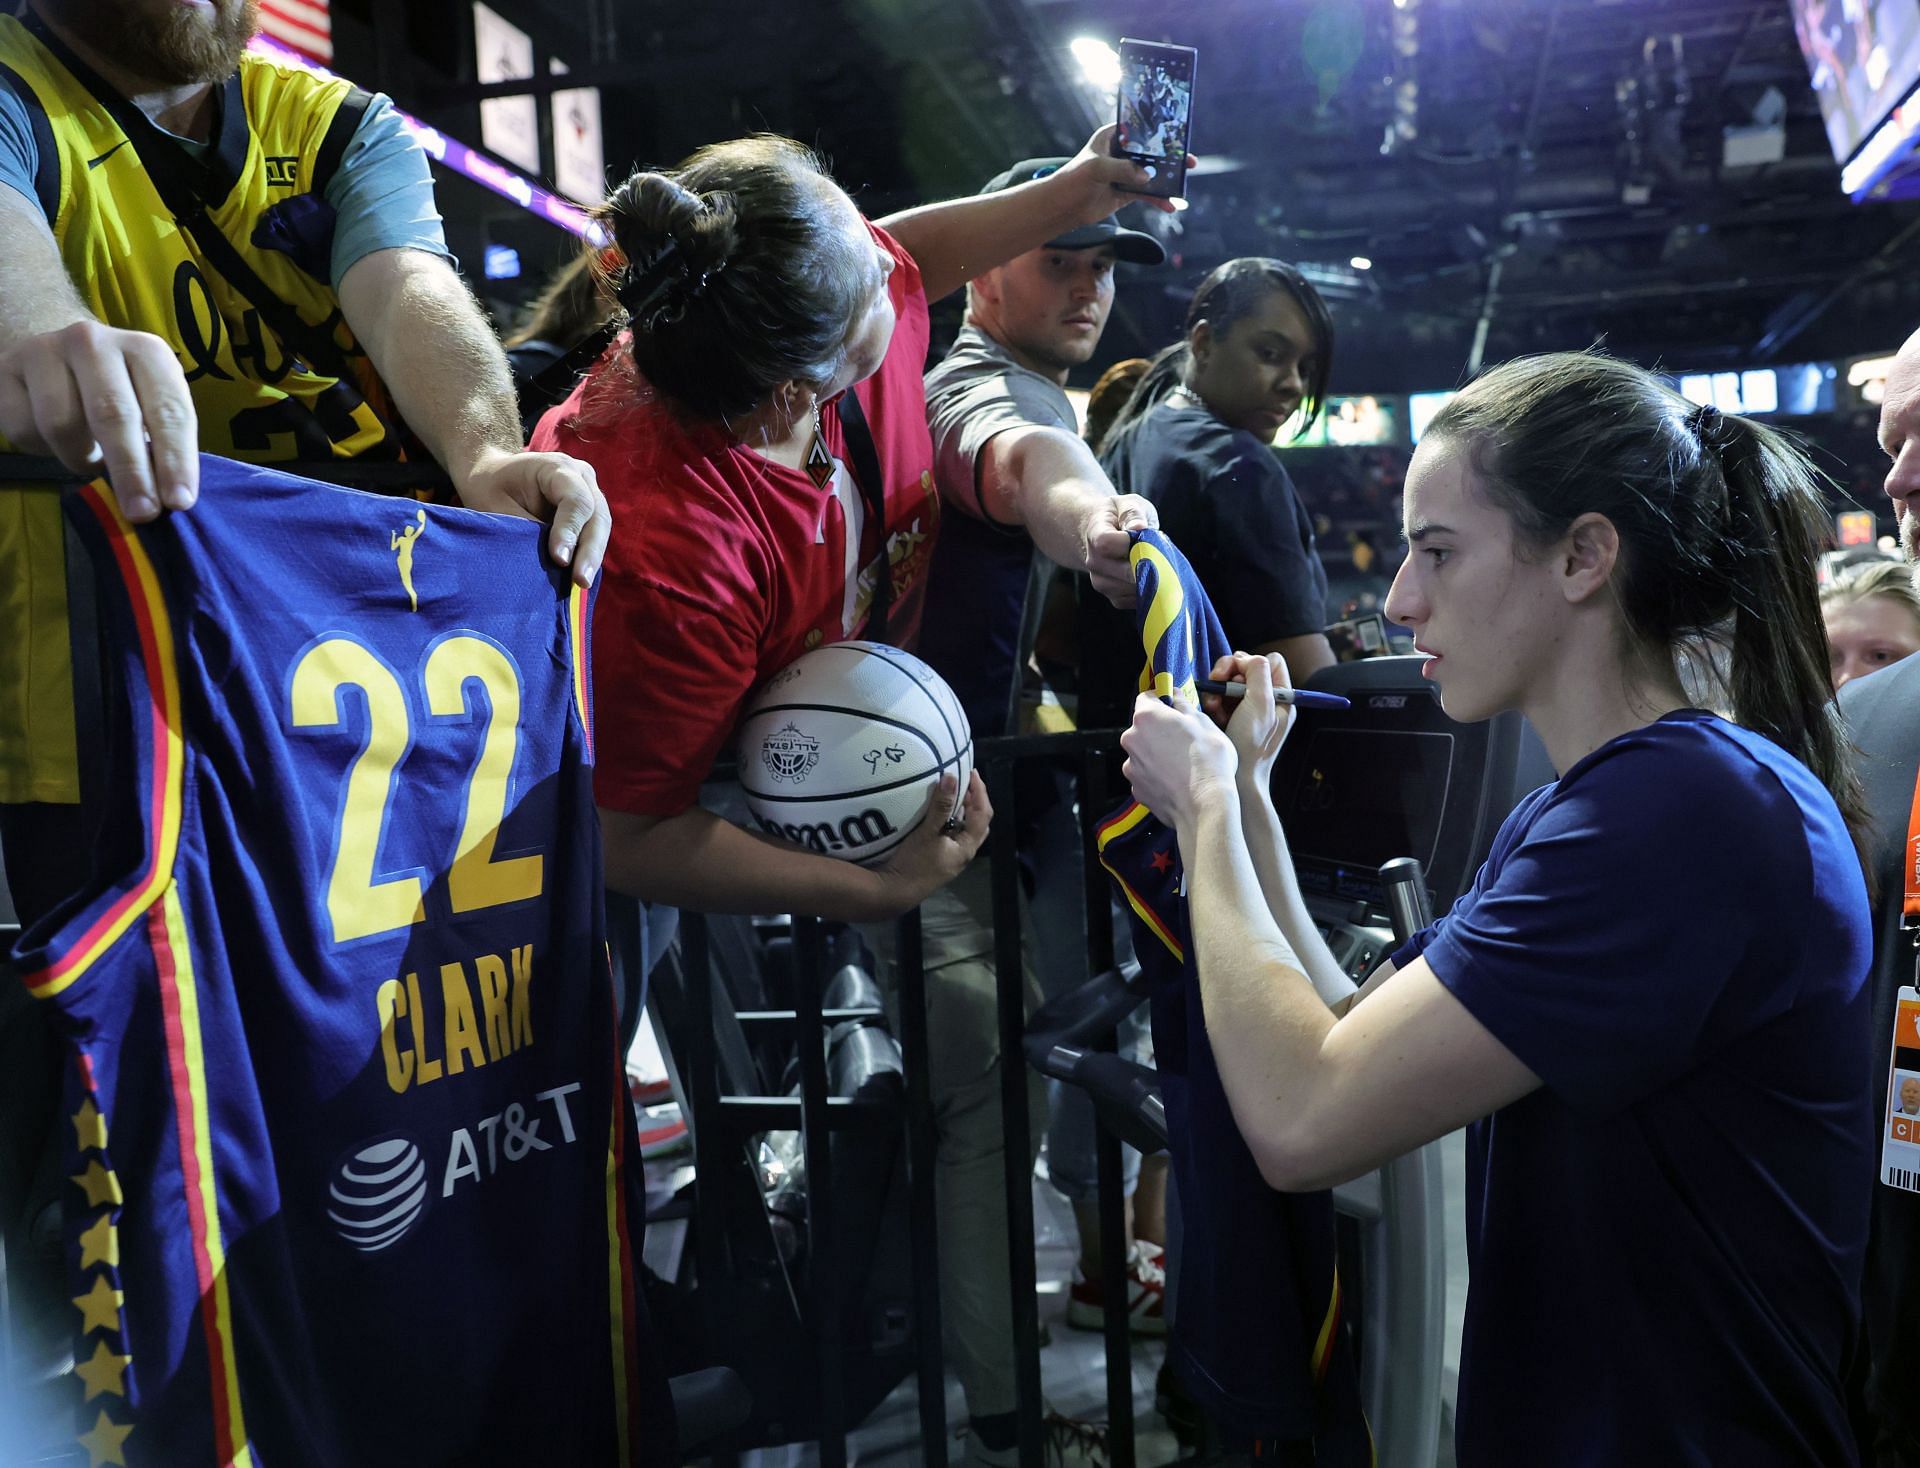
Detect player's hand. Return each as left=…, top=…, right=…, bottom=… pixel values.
left=0, top=321, right=199, bottom=521
left=454, top=446, right=611, bottom=588
left=1083, top=493, right=1157, bottom=607
left=1121, top=691, right=1238, bottom=830
left=1201, top=651, right=1296, bottom=781
left=1055, top=124, right=1198, bottom=217
left=872, top=771, right=992, bottom=914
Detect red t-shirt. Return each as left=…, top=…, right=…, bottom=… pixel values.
left=530, top=222, right=940, bottom=817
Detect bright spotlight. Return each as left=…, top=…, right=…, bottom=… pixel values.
left=1350, top=255, right=1374, bottom=271
left=1071, top=37, right=1122, bottom=91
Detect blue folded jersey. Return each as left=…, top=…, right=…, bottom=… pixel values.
left=14, top=457, right=672, bottom=1467
left=1098, top=530, right=1369, bottom=1456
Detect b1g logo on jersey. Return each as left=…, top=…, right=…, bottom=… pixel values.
left=327, top=1135, right=431, bottom=1253
left=762, top=723, right=821, bottom=784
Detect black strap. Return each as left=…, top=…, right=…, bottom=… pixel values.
left=25, top=14, right=387, bottom=413
left=835, top=387, right=891, bottom=645
left=0, top=59, right=58, bottom=221
left=520, top=320, right=618, bottom=412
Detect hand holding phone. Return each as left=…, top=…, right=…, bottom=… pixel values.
left=1112, top=38, right=1197, bottom=200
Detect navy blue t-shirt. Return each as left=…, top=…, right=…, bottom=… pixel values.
left=1098, top=402, right=1328, bottom=649
left=1395, top=710, right=1873, bottom=1467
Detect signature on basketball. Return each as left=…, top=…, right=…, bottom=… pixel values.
left=862, top=745, right=906, bottom=773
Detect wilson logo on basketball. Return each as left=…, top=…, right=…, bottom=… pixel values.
left=761, top=723, right=822, bottom=784
left=752, top=807, right=898, bottom=856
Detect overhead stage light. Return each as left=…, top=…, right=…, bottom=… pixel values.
left=1071, top=37, right=1121, bottom=91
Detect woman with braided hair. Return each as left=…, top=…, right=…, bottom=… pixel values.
left=1121, top=351, right=1875, bottom=1465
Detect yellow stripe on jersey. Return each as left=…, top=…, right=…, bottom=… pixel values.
left=25, top=488, right=186, bottom=999
left=157, top=885, right=256, bottom=1468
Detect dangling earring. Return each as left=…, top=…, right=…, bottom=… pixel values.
left=804, top=397, right=834, bottom=490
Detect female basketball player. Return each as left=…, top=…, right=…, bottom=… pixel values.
left=533, top=129, right=1173, bottom=921
left=1099, top=258, right=1339, bottom=682
left=1822, top=556, right=1920, bottom=689
left=1120, top=352, right=1874, bottom=1465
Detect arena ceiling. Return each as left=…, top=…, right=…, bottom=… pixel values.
left=370, top=0, right=1920, bottom=391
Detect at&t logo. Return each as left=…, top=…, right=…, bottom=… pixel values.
left=327, top=1136, right=430, bottom=1253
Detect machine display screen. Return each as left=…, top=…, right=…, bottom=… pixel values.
left=1283, top=729, right=1454, bottom=891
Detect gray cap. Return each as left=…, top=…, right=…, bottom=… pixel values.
left=978, top=158, right=1166, bottom=265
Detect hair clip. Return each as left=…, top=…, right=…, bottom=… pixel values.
left=618, top=240, right=686, bottom=326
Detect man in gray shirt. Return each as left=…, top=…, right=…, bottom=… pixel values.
left=914, top=156, right=1169, bottom=1465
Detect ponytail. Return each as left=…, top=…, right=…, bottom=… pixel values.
left=1099, top=342, right=1189, bottom=454
left=1708, top=411, right=1873, bottom=871
left=1428, top=354, right=1872, bottom=873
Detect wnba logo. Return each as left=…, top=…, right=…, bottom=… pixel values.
left=327, top=1136, right=430, bottom=1253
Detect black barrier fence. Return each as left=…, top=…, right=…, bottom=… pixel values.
left=650, top=723, right=1149, bottom=1467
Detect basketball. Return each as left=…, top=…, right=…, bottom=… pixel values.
left=736, top=642, right=974, bottom=866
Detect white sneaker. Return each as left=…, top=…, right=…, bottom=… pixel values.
left=1064, top=1240, right=1167, bottom=1337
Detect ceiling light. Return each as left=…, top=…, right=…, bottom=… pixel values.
left=1070, top=37, right=1121, bottom=91
left=1350, top=255, right=1374, bottom=271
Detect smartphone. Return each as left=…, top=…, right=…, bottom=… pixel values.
left=1113, top=38, right=1197, bottom=199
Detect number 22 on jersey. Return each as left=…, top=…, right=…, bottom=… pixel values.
left=289, top=632, right=544, bottom=944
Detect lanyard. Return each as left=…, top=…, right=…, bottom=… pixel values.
left=1905, top=763, right=1920, bottom=929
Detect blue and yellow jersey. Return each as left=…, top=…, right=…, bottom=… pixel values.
left=13, top=457, right=668, bottom=1466
left=1097, top=529, right=1370, bottom=1459
left=0, top=11, right=410, bottom=804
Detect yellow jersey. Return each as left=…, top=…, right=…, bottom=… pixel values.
left=0, top=13, right=405, bottom=803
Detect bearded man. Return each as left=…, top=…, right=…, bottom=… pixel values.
left=0, top=6, right=618, bottom=1452
left=0, top=0, right=613, bottom=917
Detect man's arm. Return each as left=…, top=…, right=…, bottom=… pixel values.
left=976, top=424, right=1153, bottom=606
left=1251, top=633, right=1337, bottom=682
left=0, top=185, right=200, bottom=516
left=878, top=126, right=1169, bottom=303
left=335, top=246, right=608, bottom=585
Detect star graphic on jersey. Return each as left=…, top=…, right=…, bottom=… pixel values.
left=72, top=1098, right=108, bottom=1153
left=73, top=1273, right=124, bottom=1337
left=77, top=1407, right=133, bottom=1467
left=71, top=1161, right=122, bottom=1210
left=1149, top=847, right=1174, bottom=873
left=75, top=1340, right=130, bottom=1402
left=78, top=1213, right=119, bottom=1270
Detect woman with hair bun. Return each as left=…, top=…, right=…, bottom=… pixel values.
left=534, top=128, right=1173, bottom=920
left=1121, top=351, right=1874, bottom=1465
left=533, top=126, right=1181, bottom=1461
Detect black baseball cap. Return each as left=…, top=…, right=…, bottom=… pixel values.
left=979, top=158, right=1166, bottom=265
